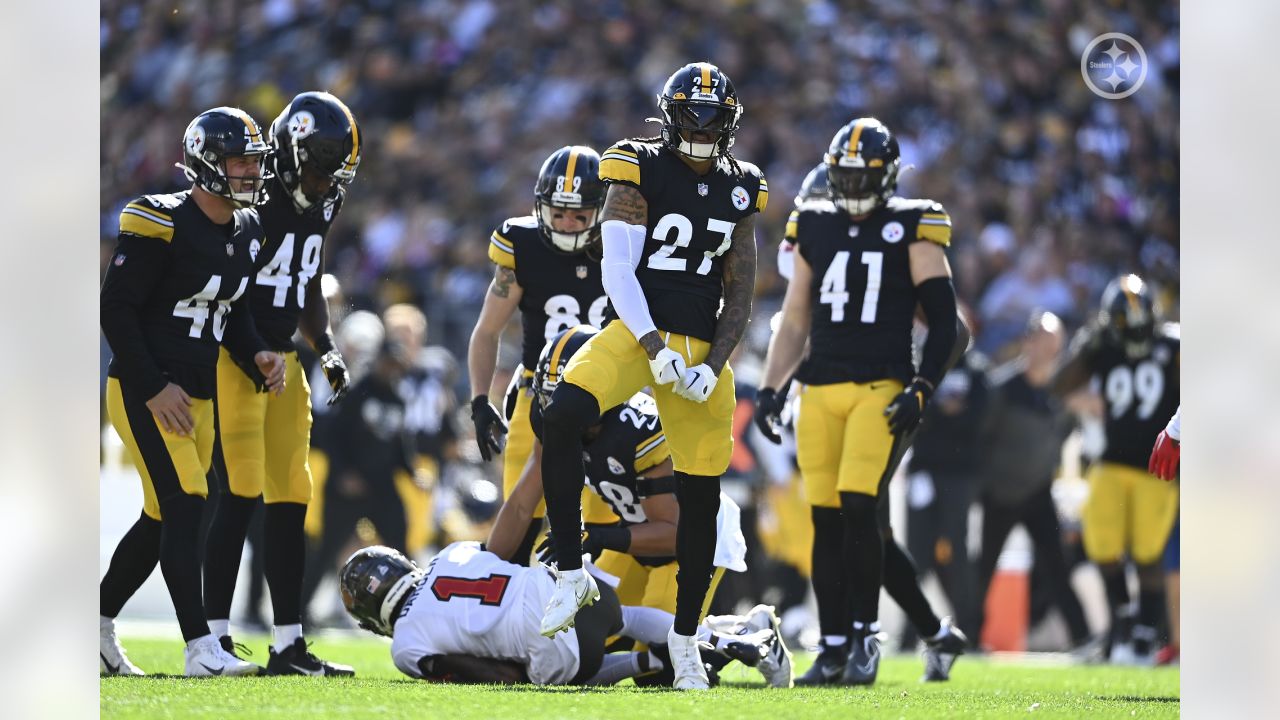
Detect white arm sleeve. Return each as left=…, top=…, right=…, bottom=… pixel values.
left=601, top=219, right=658, bottom=340
left=1165, top=404, right=1181, bottom=442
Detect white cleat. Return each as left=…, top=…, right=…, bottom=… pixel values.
left=539, top=567, right=600, bottom=637
left=745, top=604, right=793, bottom=688
left=668, top=626, right=710, bottom=690
left=100, top=619, right=144, bottom=676
left=184, top=635, right=260, bottom=677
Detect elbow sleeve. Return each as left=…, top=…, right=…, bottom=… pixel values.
left=916, top=276, right=958, bottom=387
left=601, top=220, right=657, bottom=339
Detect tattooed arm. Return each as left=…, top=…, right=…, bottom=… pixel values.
left=467, top=265, right=523, bottom=399
left=599, top=184, right=668, bottom=359
left=705, top=214, right=757, bottom=374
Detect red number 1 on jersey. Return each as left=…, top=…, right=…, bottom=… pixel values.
left=430, top=574, right=511, bottom=606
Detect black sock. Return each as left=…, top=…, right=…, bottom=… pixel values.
left=540, top=384, right=599, bottom=572
left=810, top=506, right=847, bottom=638
left=512, top=517, right=544, bottom=567
left=1136, top=563, right=1165, bottom=633
left=202, top=491, right=258, bottom=622
left=1099, top=562, right=1131, bottom=618
left=840, top=491, right=883, bottom=626
left=673, top=473, right=720, bottom=636
left=101, top=512, right=162, bottom=618
left=158, top=493, right=210, bottom=642
left=883, top=534, right=941, bottom=638
left=264, top=502, right=308, bottom=626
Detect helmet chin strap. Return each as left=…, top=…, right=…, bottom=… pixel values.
left=676, top=138, right=718, bottom=160
left=835, top=196, right=881, bottom=215
left=291, top=184, right=315, bottom=210
left=548, top=231, right=585, bottom=253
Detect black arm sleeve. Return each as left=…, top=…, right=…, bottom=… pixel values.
left=100, top=236, right=170, bottom=399
left=916, top=276, right=958, bottom=388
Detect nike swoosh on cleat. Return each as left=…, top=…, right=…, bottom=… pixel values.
left=290, top=663, right=324, bottom=676
left=200, top=663, right=224, bottom=676
left=101, top=653, right=119, bottom=674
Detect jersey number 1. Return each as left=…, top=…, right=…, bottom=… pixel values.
left=820, top=250, right=882, bottom=323
left=430, top=574, right=511, bottom=606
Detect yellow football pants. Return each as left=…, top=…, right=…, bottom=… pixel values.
left=795, top=379, right=904, bottom=508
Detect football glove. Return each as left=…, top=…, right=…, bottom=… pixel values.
left=470, top=395, right=508, bottom=462
left=677, top=363, right=718, bottom=403
left=648, top=347, right=687, bottom=388
left=884, top=378, right=934, bottom=436
left=1148, top=429, right=1180, bottom=481
left=753, top=387, right=784, bottom=444
left=536, top=527, right=630, bottom=565
left=320, top=350, right=350, bottom=405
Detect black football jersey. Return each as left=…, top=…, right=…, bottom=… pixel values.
left=1085, top=326, right=1180, bottom=469
left=248, top=178, right=344, bottom=350
left=791, top=197, right=952, bottom=385
left=487, top=215, right=605, bottom=370
left=598, top=141, right=768, bottom=341
left=530, top=392, right=672, bottom=561
left=102, top=191, right=266, bottom=399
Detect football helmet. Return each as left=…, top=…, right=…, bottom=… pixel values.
left=269, top=91, right=361, bottom=214
left=178, top=107, right=273, bottom=208
left=823, top=117, right=900, bottom=216
left=533, top=146, right=605, bottom=254
left=1098, top=273, right=1158, bottom=359
left=794, top=163, right=830, bottom=206
left=655, top=62, right=743, bottom=161
left=533, top=324, right=599, bottom=410
left=339, top=545, right=425, bottom=637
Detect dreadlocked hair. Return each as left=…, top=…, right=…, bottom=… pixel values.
left=626, top=134, right=746, bottom=177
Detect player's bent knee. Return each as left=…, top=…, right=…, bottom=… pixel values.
left=542, top=382, right=600, bottom=439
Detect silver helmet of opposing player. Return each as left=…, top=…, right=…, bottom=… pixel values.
left=339, top=546, right=425, bottom=637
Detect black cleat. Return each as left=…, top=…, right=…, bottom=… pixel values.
left=795, top=639, right=848, bottom=686
left=219, top=635, right=264, bottom=674
left=266, top=637, right=355, bottom=677
left=841, top=629, right=882, bottom=686
left=922, top=617, right=968, bottom=682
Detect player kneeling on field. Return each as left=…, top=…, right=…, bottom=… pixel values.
left=340, top=542, right=786, bottom=686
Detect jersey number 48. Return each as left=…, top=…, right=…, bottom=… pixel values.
left=257, top=232, right=323, bottom=308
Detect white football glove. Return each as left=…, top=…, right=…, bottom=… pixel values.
left=648, top=347, right=687, bottom=388
left=677, top=363, right=718, bottom=403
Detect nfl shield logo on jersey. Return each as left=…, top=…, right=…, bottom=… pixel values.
left=226, top=242, right=235, bottom=256
left=576, top=265, right=588, bottom=279
left=698, top=183, right=709, bottom=196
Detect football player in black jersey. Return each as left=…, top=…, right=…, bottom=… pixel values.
left=487, top=325, right=792, bottom=688
left=201, top=92, right=360, bottom=676
left=537, top=62, right=766, bottom=690
left=467, top=146, right=607, bottom=564
left=100, top=107, right=285, bottom=677
left=1053, top=274, right=1180, bottom=664
left=756, top=118, right=967, bottom=685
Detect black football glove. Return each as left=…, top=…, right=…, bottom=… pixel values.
left=536, top=527, right=629, bottom=565
left=470, top=395, right=508, bottom=462
left=884, top=378, right=934, bottom=436
left=753, top=387, right=784, bottom=444
left=534, top=531, right=559, bottom=566
left=320, top=350, right=350, bottom=405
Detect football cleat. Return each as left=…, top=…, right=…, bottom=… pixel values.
left=842, top=628, right=884, bottom=686
left=539, top=567, right=600, bottom=637
left=796, top=639, right=848, bottom=686
left=184, top=635, right=260, bottom=677
left=668, top=626, right=711, bottom=690
left=219, top=635, right=265, bottom=675
left=267, top=637, right=355, bottom=677
left=100, top=619, right=144, bottom=676
left=743, top=604, right=793, bottom=688
left=921, top=617, right=968, bottom=682
left=721, top=628, right=773, bottom=667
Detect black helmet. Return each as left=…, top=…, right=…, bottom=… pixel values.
left=339, top=546, right=425, bottom=637
left=1098, top=273, right=1158, bottom=359
left=533, top=325, right=599, bottom=410
left=178, top=107, right=273, bottom=208
left=533, top=146, right=605, bottom=254
left=654, top=62, right=743, bottom=161
left=269, top=91, right=361, bottom=214
left=795, top=163, right=830, bottom=206
left=823, top=117, right=900, bottom=216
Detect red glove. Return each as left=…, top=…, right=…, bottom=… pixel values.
left=1148, top=429, right=1180, bottom=481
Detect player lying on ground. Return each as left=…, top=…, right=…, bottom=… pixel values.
left=340, top=542, right=786, bottom=686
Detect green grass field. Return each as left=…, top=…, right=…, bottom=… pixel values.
left=102, top=634, right=1179, bottom=719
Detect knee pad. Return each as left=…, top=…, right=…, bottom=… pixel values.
left=542, top=383, right=600, bottom=442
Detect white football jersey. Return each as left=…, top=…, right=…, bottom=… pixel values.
left=390, top=542, right=581, bottom=684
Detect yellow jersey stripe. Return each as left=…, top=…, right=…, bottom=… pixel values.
left=635, top=436, right=666, bottom=459
left=635, top=430, right=664, bottom=454
left=119, top=211, right=175, bottom=242
left=916, top=223, right=951, bottom=248
left=123, top=204, right=173, bottom=225
left=784, top=210, right=799, bottom=240
left=634, top=441, right=670, bottom=473
left=488, top=239, right=516, bottom=269
left=605, top=147, right=637, bottom=158
left=599, top=156, right=641, bottom=185
left=755, top=187, right=769, bottom=212
left=490, top=230, right=514, bottom=250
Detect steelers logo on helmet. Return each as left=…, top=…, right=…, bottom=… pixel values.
left=824, top=117, right=901, bottom=216
left=656, top=62, right=743, bottom=161
left=184, top=122, right=206, bottom=156
left=287, top=110, right=318, bottom=140
left=731, top=185, right=750, bottom=211
left=882, top=221, right=904, bottom=243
